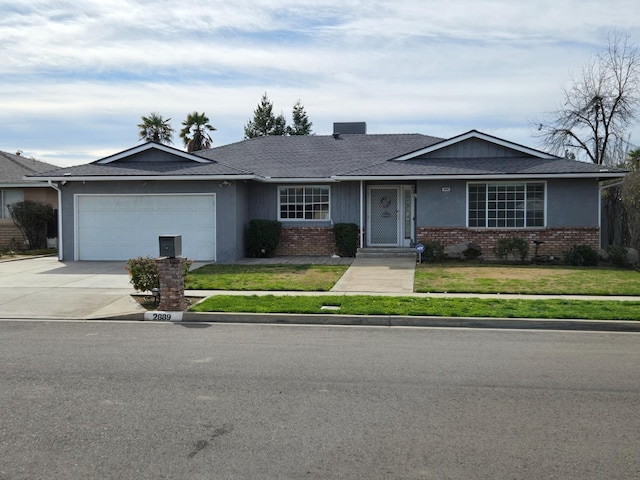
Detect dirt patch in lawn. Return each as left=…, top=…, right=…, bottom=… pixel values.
left=132, top=295, right=204, bottom=311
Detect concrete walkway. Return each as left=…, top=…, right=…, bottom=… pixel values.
left=330, top=256, right=416, bottom=293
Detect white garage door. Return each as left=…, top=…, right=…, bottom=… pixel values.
left=76, top=194, right=216, bottom=261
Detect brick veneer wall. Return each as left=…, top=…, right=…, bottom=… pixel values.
left=416, top=227, right=599, bottom=260
left=274, top=226, right=336, bottom=256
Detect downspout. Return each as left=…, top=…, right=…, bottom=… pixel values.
left=599, top=180, right=624, bottom=250
left=360, top=180, right=364, bottom=249
left=48, top=180, right=63, bottom=261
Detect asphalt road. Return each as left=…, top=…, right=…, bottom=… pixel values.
left=1, top=321, right=639, bottom=480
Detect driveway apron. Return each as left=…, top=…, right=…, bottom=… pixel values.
left=0, top=257, right=144, bottom=319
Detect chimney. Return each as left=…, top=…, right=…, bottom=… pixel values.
left=333, top=122, right=367, bottom=135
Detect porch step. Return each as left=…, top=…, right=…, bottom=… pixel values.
left=356, top=247, right=417, bottom=258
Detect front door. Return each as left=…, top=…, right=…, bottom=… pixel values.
left=367, top=186, right=415, bottom=247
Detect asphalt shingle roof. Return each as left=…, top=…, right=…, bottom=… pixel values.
left=31, top=160, right=251, bottom=177
left=26, top=133, right=626, bottom=180
left=194, top=134, right=444, bottom=178
left=0, top=150, right=60, bottom=184
left=340, top=156, right=622, bottom=177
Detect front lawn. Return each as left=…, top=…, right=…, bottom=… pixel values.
left=189, top=294, right=640, bottom=321
left=414, top=264, right=640, bottom=296
left=186, top=264, right=349, bottom=291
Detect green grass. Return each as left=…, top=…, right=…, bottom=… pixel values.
left=189, top=294, right=640, bottom=321
left=186, top=264, right=349, bottom=291
left=415, top=264, right=640, bottom=296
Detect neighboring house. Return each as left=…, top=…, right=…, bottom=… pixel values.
left=0, top=150, right=59, bottom=249
left=29, top=123, right=625, bottom=262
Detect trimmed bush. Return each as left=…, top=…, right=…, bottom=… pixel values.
left=605, top=245, right=628, bottom=267
left=126, top=256, right=192, bottom=292
left=418, top=240, right=445, bottom=263
left=333, top=223, right=359, bottom=257
left=493, top=237, right=529, bottom=263
left=564, top=244, right=599, bottom=266
left=247, top=219, right=282, bottom=258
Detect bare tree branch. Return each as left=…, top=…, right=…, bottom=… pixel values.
left=535, top=32, right=640, bottom=165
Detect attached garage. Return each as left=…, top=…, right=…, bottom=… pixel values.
left=75, top=194, right=216, bottom=261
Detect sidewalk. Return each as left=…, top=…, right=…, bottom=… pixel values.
left=1, top=256, right=639, bottom=332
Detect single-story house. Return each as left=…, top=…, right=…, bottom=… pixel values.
left=30, top=123, right=626, bottom=262
left=0, top=150, right=59, bottom=249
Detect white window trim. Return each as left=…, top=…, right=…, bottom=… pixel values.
left=466, top=181, right=547, bottom=229
left=277, top=185, right=331, bottom=222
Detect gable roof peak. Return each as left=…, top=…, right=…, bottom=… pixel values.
left=95, top=141, right=213, bottom=165
left=394, top=130, right=558, bottom=161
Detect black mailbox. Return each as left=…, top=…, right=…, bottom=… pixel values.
left=159, top=235, right=182, bottom=258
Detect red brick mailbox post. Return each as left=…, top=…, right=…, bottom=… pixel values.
left=156, top=256, right=187, bottom=312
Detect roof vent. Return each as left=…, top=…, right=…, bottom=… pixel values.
left=333, top=133, right=340, bottom=139
left=333, top=122, right=366, bottom=135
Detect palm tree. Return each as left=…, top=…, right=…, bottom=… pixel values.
left=180, top=112, right=216, bottom=152
left=137, top=113, right=174, bottom=144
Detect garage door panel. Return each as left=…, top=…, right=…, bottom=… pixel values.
left=77, top=195, right=216, bottom=261
left=180, top=195, right=214, bottom=210
left=136, top=196, right=159, bottom=210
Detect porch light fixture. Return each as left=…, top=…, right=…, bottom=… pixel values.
left=219, top=181, right=231, bottom=188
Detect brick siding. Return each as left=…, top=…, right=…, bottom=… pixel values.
left=274, top=226, right=336, bottom=256
left=416, top=227, right=600, bottom=260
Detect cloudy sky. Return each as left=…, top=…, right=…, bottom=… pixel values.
left=1, top=0, right=639, bottom=167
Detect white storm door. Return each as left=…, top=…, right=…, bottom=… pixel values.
left=367, top=186, right=400, bottom=246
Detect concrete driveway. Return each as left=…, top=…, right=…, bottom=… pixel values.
left=0, top=256, right=145, bottom=319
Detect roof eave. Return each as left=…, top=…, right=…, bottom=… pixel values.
left=0, top=182, right=55, bottom=187
left=30, top=174, right=257, bottom=182
left=257, top=177, right=340, bottom=183
left=333, top=172, right=626, bottom=181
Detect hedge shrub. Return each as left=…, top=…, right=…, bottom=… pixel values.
left=333, top=223, right=359, bottom=257
left=493, top=237, right=529, bottom=262
left=247, top=219, right=282, bottom=258
left=564, top=244, right=599, bottom=266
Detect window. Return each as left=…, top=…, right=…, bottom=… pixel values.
left=468, top=182, right=544, bottom=228
left=1, top=189, right=24, bottom=219
left=279, top=186, right=330, bottom=220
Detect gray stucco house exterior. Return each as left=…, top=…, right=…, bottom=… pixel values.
left=31, top=124, right=625, bottom=262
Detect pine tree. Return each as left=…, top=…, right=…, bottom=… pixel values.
left=287, top=100, right=313, bottom=135
left=244, top=92, right=284, bottom=138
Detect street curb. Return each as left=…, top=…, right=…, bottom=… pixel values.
left=99, top=311, right=640, bottom=332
